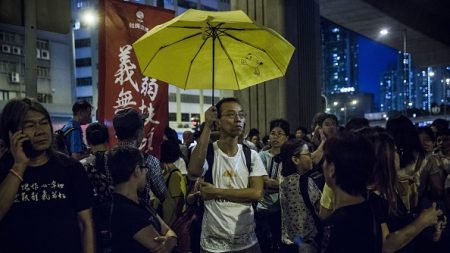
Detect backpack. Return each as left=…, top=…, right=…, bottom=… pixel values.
left=157, top=168, right=186, bottom=220
left=299, top=171, right=323, bottom=250
left=54, top=126, right=75, bottom=154
left=204, top=142, right=253, bottom=183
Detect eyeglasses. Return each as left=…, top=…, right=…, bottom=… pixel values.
left=270, top=131, right=287, bottom=137
left=221, top=111, right=247, bottom=118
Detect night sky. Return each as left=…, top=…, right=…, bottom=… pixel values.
left=357, top=36, right=399, bottom=107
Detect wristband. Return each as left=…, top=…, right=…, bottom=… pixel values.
left=9, top=169, right=23, bottom=182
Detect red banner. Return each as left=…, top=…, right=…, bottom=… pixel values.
left=98, top=0, right=174, bottom=158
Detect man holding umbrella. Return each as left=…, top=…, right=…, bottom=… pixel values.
left=188, top=97, right=267, bottom=253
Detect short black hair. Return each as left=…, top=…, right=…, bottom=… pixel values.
left=323, top=131, right=374, bottom=196
left=215, top=97, right=240, bottom=118
left=270, top=119, right=290, bottom=135
left=436, top=128, right=450, bottom=138
left=318, top=113, right=338, bottom=127
left=160, top=140, right=182, bottom=164
left=431, top=118, right=449, bottom=132
left=296, top=126, right=308, bottom=134
left=86, top=122, right=109, bottom=146
left=72, top=100, right=92, bottom=115
left=248, top=128, right=260, bottom=138
left=0, top=98, right=53, bottom=149
left=113, top=108, right=144, bottom=140
left=345, top=117, right=369, bottom=131
left=165, top=127, right=180, bottom=143
left=107, top=146, right=143, bottom=185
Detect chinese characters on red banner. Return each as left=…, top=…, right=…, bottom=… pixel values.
left=98, top=0, right=174, bottom=158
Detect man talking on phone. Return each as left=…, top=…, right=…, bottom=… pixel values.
left=0, top=98, right=95, bottom=253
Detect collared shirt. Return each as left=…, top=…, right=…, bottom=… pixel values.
left=117, top=140, right=167, bottom=203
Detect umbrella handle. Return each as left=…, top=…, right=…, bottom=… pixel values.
left=212, top=25, right=217, bottom=106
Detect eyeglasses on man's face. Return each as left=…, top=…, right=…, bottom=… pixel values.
left=221, top=111, right=247, bottom=119
left=270, top=131, right=287, bottom=138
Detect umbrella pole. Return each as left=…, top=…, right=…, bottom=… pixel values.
left=211, top=26, right=217, bottom=106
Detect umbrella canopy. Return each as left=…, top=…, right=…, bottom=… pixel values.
left=133, top=9, right=295, bottom=91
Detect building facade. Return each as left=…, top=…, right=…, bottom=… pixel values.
left=0, top=23, right=74, bottom=126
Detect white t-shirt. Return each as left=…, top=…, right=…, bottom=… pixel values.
left=200, top=141, right=267, bottom=252
left=173, top=157, right=187, bottom=175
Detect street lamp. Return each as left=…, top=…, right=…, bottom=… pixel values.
left=80, top=9, right=98, bottom=27
left=379, top=27, right=410, bottom=111
left=339, top=99, right=358, bottom=124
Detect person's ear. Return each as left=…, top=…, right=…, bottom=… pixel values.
left=326, top=162, right=336, bottom=179
left=133, top=166, right=141, bottom=178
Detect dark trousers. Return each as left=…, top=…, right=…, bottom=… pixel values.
left=255, top=210, right=282, bottom=253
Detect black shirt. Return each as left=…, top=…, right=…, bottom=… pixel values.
left=111, top=193, right=162, bottom=253
left=321, top=200, right=381, bottom=253
left=0, top=152, right=94, bottom=253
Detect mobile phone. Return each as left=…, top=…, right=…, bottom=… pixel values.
left=22, top=139, right=34, bottom=158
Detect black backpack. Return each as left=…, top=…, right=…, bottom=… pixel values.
left=54, top=126, right=75, bottom=154
left=204, top=142, right=253, bottom=183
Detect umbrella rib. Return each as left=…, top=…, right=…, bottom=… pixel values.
left=142, top=32, right=202, bottom=74
left=160, top=32, right=202, bottom=49
left=183, top=35, right=211, bottom=89
left=221, top=30, right=284, bottom=74
left=216, top=35, right=240, bottom=90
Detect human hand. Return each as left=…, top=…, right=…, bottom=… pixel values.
left=198, top=181, right=219, bottom=200
left=204, top=106, right=218, bottom=130
left=418, top=202, right=443, bottom=227
left=432, top=215, right=447, bottom=242
left=153, top=236, right=177, bottom=253
left=8, top=131, right=30, bottom=168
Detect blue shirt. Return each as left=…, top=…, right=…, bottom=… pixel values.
left=63, top=119, right=86, bottom=155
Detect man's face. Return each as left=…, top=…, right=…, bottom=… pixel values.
left=419, top=132, right=434, bottom=153
left=250, top=135, right=259, bottom=144
left=79, top=108, right=92, bottom=125
left=437, top=135, right=450, bottom=152
left=295, top=129, right=305, bottom=139
left=217, top=102, right=245, bottom=137
left=183, top=131, right=193, bottom=145
left=321, top=118, right=337, bottom=138
left=269, top=127, right=288, bottom=149
left=21, top=110, right=52, bottom=153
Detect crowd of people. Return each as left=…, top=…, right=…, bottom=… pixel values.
left=0, top=97, right=449, bottom=253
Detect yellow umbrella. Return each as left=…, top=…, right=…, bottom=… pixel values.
left=133, top=9, right=295, bottom=102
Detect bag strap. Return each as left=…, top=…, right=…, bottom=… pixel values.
left=204, top=143, right=215, bottom=184
left=299, top=172, right=323, bottom=244
left=242, top=144, right=253, bottom=173
left=205, top=143, right=253, bottom=184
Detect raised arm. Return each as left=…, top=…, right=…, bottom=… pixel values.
left=0, top=131, right=30, bottom=221
left=187, top=106, right=217, bottom=177
left=381, top=203, right=442, bottom=253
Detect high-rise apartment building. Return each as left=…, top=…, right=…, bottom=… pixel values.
left=321, top=19, right=359, bottom=96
